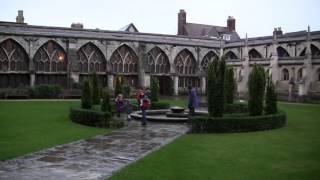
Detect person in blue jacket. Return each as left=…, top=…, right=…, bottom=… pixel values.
left=188, top=86, right=199, bottom=116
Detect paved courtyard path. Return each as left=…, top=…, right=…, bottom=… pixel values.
left=0, top=121, right=189, bottom=180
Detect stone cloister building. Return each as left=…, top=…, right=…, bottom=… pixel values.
left=0, top=10, right=320, bottom=101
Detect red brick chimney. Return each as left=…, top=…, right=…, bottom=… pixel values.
left=177, top=9, right=186, bottom=35
left=227, top=16, right=236, bottom=32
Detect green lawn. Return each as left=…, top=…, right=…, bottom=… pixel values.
left=110, top=102, right=320, bottom=180
left=0, top=101, right=110, bottom=160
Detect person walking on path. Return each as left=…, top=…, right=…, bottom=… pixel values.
left=140, top=93, right=151, bottom=126
left=115, top=94, right=125, bottom=117
left=188, top=86, right=199, bottom=116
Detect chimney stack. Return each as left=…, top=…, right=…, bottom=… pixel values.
left=273, top=27, right=283, bottom=36
left=71, top=23, right=84, bottom=29
left=16, top=10, right=24, bottom=23
left=227, top=16, right=236, bottom=32
left=177, top=9, right=186, bottom=35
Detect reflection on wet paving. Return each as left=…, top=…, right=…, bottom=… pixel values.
left=0, top=121, right=189, bottom=180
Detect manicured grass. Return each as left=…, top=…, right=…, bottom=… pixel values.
left=160, top=96, right=188, bottom=108
left=0, top=101, right=110, bottom=160
left=110, top=102, right=320, bottom=180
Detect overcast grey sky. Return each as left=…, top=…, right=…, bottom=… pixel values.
left=0, top=0, right=319, bottom=38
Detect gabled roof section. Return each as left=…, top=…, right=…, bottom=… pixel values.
left=183, top=23, right=240, bottom=41
left=119, top=23, right=139, bottom=33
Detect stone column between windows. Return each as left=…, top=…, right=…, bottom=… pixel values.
left=144, top=73, right=150, bottom=88
left=30, top=74, right=35, bottom=87
left=301, top=29, right=313, bottom=96
left=107, top=74, right=114, bottom=91
left=138, top=44, right=147, bottom=88
left=238, top=44, right=249, bottom=98
left=68, top=40, right=79, bottom=86
left=201, top=76, right=206, bottom=94
left=28, top=38, right=36, bottom=87
left=173, top=75, right=179, bottom=95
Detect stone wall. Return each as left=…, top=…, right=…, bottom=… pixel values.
left=0, top=22, right=320, bottom=101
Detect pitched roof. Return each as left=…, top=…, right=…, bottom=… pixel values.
left=119, top=23, right=139, bottom=32
left=183, top=23, right=240, bottom=41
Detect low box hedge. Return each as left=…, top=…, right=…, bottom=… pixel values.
left=190, top=112, right=286, bottom=133
left=70, top=107, right=112, bottom=128
left=225, top=103, right=248, bottom=114
left=150, top=101, right=170, bottom=110
left=30, top=85, right=62, bottom=99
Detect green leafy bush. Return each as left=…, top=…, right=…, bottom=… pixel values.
left=150, top=101, right=170, bottom=109
left=72, top=82, right=82, bottom=89
left=31, top=85, right=62, bottom=99
left=207, top=57, right=226, bottom=117
left=91, top=72, right=101, bottom=105
left=150, top=77, right=159, bottom=102
left=70, top=107, right=111, bottom=127
left=81, top=80, right=92, bottom=109
left=225, top=67, right=235, bottom=104
left=114, top=76, right=123, bottom=97
left=224, top=103, right=248, bottom=114
left=101, top=89, right=112, bottom=113
left=265, top=76, right=278, bottom=114
left=248, top=65, right=266, bottom=116
left=123, top=85, right=131, bottom=98
left=190, top=112, right=286, bottom=133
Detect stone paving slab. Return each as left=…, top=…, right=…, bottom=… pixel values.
left=0, top=121, right=189, bottom=180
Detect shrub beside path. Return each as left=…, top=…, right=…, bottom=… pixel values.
left=0, top=121, right=189, bottom=180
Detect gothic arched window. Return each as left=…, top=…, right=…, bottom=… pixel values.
left=282, top=68, right=289, bottom=81
left=34, top=41, right=67, bottom=72
left=0, top=39, right=29, bottom=72
left=249, top=49, right=262, bottom=59
left=77, top=43, right=106, bottom=73
left=0, top=39, right=30, bottom=88
left=225, top=51, right=238, bottom=60
left=299, top=48, right=306, bottom=57
left=147, top=47, right=170, bottom=74
left=174, top=49, right=197, bottom=75
left=110, top=45, right=138, bottom=73
left=311, top=44, right=320, bottom=58
left=277, top=46, right=290, bottom=58
left=201, top=51, right=218, bottom=72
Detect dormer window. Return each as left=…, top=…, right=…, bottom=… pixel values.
left=222, top=34, right=231, bottom=41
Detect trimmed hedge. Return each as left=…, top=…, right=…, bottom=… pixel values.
left=225, top=103, right=248, bottom=114
left=150, top=101, right=170, bottom=110
left=190, top=112, right=286, bottom=133
left=70, top=107, right=115, bottom=128
left=30, top=85, right=62, bottom=99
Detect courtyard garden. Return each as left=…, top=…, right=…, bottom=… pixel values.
left=1, top=100, right=319, bottom=179
left=110, top=102, right=320, bottom=180
left=0, top=65, right=319, bottom=179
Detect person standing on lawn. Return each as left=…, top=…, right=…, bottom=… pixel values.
left=188, top=86, right=199, bottom=116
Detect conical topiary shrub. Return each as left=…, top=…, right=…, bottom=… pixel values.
left=81, top=79, right=92, bottom=109
left=92, top=72, right=101, bottom=105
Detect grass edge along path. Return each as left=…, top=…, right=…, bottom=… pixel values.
left=0, top=101, right=111, bottom=160
left=110, top=102, right=320, bottom=180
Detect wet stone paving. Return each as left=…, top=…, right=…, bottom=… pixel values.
left=0, top=121, right=189, bottom=180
